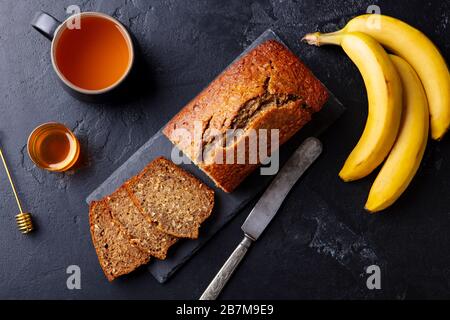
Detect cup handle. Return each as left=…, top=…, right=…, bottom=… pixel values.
left=31, top=11, right=61, bottom=40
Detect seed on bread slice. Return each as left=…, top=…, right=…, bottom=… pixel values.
left=106, top=186, right=178, bottom=260
left=89, top=200, right=150, bottom=281
left=126, top=157, right=214, bottom=239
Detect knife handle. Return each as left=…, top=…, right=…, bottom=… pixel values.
left=199, top=235, right=253, bottom=300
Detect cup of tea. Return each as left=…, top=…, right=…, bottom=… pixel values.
left=31, top=11, right=134, bottom=101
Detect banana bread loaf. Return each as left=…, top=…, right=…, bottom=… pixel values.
left=163, top=40, right=329, bottom=192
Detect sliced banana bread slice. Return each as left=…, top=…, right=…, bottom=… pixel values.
left=106, top=186, right=178, bottom=260
left=126, top=157, right=215, bottom=239
left=89, top=200, right=150, bottom=281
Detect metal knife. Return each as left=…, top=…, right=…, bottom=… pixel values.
left=199, top=137, right=322, bottom=300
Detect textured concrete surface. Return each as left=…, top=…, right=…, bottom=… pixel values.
left=0, top=0, right=449, bottom=299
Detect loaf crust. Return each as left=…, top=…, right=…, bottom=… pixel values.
left=163, top=40, right=328, bottom=192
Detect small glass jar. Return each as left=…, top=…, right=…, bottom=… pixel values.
left=27, top=122, right=80, bottom=172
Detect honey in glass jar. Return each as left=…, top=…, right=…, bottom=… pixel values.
left=27, top=122, right=80, bottom=172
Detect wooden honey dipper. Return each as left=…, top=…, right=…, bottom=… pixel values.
left=0, top=145, right=34, bottom=234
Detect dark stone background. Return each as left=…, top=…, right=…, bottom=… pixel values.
left=0, top=0, right=448, bottom=299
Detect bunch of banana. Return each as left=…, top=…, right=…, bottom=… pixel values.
left=303, top=14, right=448, bottom=212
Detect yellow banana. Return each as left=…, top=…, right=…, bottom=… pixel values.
left=303, top=31, right=403, bottom=181
left=366, top=55, right=429, bottom=212
left=308, top=14, right=450, bottom=140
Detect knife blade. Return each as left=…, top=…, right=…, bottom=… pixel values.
left=242, top=137, right=322, bottom=240
left=200, top=137, right=322, bottom=300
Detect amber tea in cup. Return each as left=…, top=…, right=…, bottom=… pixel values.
left=27, top=123, right=80, bottom=172
left=54, top=14, right=132, bottom=92
left=32, top=11, right=134, bottom=98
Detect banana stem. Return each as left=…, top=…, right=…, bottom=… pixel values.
left=302, top=30, right=345, bottom=46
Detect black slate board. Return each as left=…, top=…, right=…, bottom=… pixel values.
left=86, top=29, right=345, bottom=283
